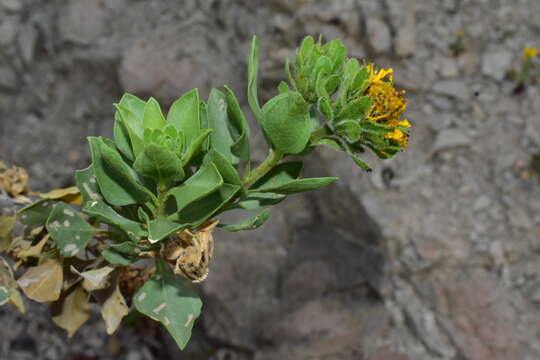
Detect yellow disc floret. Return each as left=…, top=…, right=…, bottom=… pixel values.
left=365, top=64, right=410, bottom=147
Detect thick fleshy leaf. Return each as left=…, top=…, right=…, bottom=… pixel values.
left=261, top=92, right=311, bottom=154
left=134, top=145, right=184, bottom=187
left=207, top=89, right=237, bottom=164
left=204, top=149, right=242, bottom=186
left=115, top=94, right=146, bottom=157
left=46, top=203, right=94, bottom=257
left=17, top=258, right=63, bottom=302
left=337, top=96, right=372, bottom=121
left=75, top=165, right=102, bottom=205
left=180, top=129, right=212, bottom=166
left=236, top=192, right=286, bottom=210
left=88, top=136, right=153, bottom=206
left=148, top=219, right=185, bottom=244
left=113, top=111, right=134, bottom=161
left=102, top=242, right=150, bottom=266
left=176, top=184, right=240, bottom=227
left=166, top=162, right=223, bottom=213
left=224, top=86, right=250, bottom=162
left=83, top=200, right=144, bottom=241
left=143, top=97, right=167, bottom=130
left=167, top=89, right=200, bottom=144
left=220, top=208, right=272, bottom=232
left=250, top=162, right=303, bottom=191
left=17, top=198, right=55, bottom=227
left=259, top=177, right=338, bottom=194
left=51, top=285, right=91, bottom=337
left=134, top=259, right=202, bottom=350
left=248, top=36, right=262, bottom=121
left=335, top=120, right=361, bottom=142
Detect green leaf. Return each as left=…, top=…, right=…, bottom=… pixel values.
left=204, top=149, right=242, bottom=186
left=224, top=86, right=250, bottom=162
left=18, top=198, right=55, bottom=227
left=102, top=242, right=150, bottom=266
left=248, top=36, right=262, bottom=121
left=260, top=177, right=338, bottom=194
left=359, top=120, right=394, bottom=133
left=134, top=259, right=202, bottom=350
left=261, top=92, right=311, bottom=155
left=176, top=184, right=240, bottom=227
left=0, top=285, right=8, bottom=306
left=317, top=97, right=333, bottom=121
left=75, top=165, right=101, bottom=205
left=148, top=219, right=185, bottom=244
left=337, top=96, right=372, bottom=121
left=143, top=97, right=167, bottom=130
left=46, top=203, right=94, bottom=257
left=207, top=89, right=238, bottom=164
left=181, top=129, right=212, bottom=166
left=134, top=145, right=184, bottom=188
left=220, top=208, right=272, bottom=232
left=166, top=162, right=223, bottom=213
left=251, top=162, right=303, bottom=191
left=278, top=81, right=289, bottom=94
left=236, top=192, right=286, bottom=210
left=167, top=89, right=200, bottom=144
left=82, top=200, right=144, bottom=241
left=88, top=137, right=154, bottom=206
left=115, top=94, right=146, bottom=157
left=335, top=120, right=361, bottom=142
left=337, top=58, right=361, bottom=105
left=113, top=112, right=135, bottom=161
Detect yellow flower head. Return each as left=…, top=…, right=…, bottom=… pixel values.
left=365, top=64, right=411, bottom=147
left=523, top=47, right=539, bottom=61
left=367, top=64, right=394, bottom=83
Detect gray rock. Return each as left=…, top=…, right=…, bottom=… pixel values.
left=0, top=17, right=18, bottom=46
left=482, top=49, right=513, bottom=81
left=0, top=66, right=17, bottom=90
left=432, top=80, right=470, bottom=101
left=366, top=17, right=392, bottom=54
left=0, top=0, right=23, bottom=12
left=395, top=8, right=416, bottom=57
left=430, top=128, right=471, bottom=154
left=17, top=23, right=37, bottom=63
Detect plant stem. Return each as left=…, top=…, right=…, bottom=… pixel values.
left=243, top=148, right=284, bottom=189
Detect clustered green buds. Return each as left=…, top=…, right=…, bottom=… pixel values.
left=0, top=35, right=411, bottom=351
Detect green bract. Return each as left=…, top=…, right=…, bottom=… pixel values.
left=4, top=35, right=410, bottom=351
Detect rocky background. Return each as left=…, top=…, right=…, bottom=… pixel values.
left=2, top=0, right=540, bottom=359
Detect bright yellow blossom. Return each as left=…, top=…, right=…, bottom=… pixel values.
left=365, top=64, right=411, bottom=147
left=523, top=47, right=539, bottom=61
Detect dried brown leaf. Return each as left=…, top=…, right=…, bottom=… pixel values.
left=70, top=265, right=114, bottom=291
left=0, top=216, right=16, bottom=252
left=96, top=284, right=129, bottom=334
left=51, top=285, right=91, bottom=337
left=39, top=186, right=83, bottom=205
left=17, top=258, right=63, bottom=302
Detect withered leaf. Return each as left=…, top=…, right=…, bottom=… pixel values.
left=17, top=258, right=63, bottom=302
left=95, top=284, right=129, bottom=334
left=71, top=265, right=114, bottom=291
left=40, top=186, right=83, bottom=205
left=16, top=234, right=49, bottom=259
left=51, top=285, right=91, bottom=337
left=0, top=215, right=16, bottom=252
left=0, top=256, right=25, bottom=313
